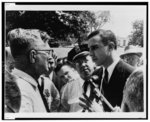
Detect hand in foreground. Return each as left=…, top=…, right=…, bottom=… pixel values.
left=79, top=93, right=103, bottom=112
left=112, top=106, right=121, bottom=112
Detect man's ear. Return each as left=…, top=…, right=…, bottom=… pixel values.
left=29, top=50, right=36, bottom=63
left=108, top=42, right=115, bottom=50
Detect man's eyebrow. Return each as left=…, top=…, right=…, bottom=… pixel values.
left=91, top=44, right=98, bottom=47
left=90, top=44, right=99, bottom=48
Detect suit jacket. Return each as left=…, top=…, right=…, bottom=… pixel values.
left=102, top=60, right=135, bottom=111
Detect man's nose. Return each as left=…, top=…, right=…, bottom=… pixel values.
left=81, top=62, right=86, bottom=67
left=64, top=74, right=69, bottom=81
left=48, top=57, right=55, bottom=64
left=47, top=53, right=54, bottom=62
left=89, top=49, right=94, bottom=57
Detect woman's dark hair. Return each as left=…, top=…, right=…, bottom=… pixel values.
left=55, top=60, right=76, bottom=74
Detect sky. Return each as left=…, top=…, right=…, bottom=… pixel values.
left=101, top=6, right=146, bottom=38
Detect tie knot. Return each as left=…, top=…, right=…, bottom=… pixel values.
left=39, top=77, right=44, bottom=93
left=105, top=68, right=108, bottom=75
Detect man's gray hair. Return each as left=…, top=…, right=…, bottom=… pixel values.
left=7, top=28, right=50, bottom=58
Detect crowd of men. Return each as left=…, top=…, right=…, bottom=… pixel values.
left=4, top=28, right=144, bottom=113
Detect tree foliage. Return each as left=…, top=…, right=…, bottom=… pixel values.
left=128, top=20, right=143, bottom=47
left=6, top=10, right=110, bottom=45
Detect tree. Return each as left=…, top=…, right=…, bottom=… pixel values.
left=6, top=10, right=110, bottom=46
left=128, top=20, right=143, bottom=47
left=80, top=11, right=110, bottom=33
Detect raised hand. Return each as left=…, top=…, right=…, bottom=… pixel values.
left=112, top=106, right=121, bottom=112
left=79, top=93, right=103, bottom=112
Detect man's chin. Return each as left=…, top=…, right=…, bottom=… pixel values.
left=96, top=61, right=101, bottom=66
left=82, top=73, right=90, bottom=79
left=84, top=72, right=90, bottom=77
left=93, top=59, right=98, bottom=65
left=47, top=68, right=53, bottom=74
left=41, top=68, right=51, bottom=75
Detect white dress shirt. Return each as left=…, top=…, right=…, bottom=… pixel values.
left=106, top=58, right=120, bottom=82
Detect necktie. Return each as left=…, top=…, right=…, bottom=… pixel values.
left=102, top=68, right=111, bottom=111
left=40, top=77, right=44, bottom=93
left=102, top=68, right=108, bottom=94
left=104, top=68, right=108, bottom=84
left=38, top=77, right=50, bottom=112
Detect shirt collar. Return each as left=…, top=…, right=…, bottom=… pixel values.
left=107, top=57, right=120, bottom=81
left=49, top=71, right=53, bottom=80
left=12, top=68, right=38, bottom=87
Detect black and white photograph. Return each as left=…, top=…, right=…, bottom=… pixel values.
left=2, top=2, right=148, bottom=120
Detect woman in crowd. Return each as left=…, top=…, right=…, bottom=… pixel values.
left=55, top=60, right=84, bottom=112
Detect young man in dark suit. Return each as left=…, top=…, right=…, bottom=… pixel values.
left=79, top=29, right=135, bottom=112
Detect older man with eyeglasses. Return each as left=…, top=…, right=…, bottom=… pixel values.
left=7, top=28, right=54, bottom=112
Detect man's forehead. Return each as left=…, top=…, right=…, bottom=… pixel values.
left=88, top=35, right=101, bottom=46
left=58, top=65, right=72, bottom=75
left=89, top=34, right=101, bottom=41
left=34, top=41, right=51, bottom=50
left=75, top=55, right=90, bottom=62
left=75, top=57, right=86, bottom=62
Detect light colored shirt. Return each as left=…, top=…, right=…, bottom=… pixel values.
left=49, top=71, right=53, bottom=81
left=38, top=76, right=60, bottom=112
left=60, top=78, right=84, bottom=112
left=12, top=68, right=47, bottom=112
left=107, top=58, right=120, bottom=81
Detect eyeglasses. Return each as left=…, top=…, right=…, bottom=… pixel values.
left=36, top=49, right=54, bottom=56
